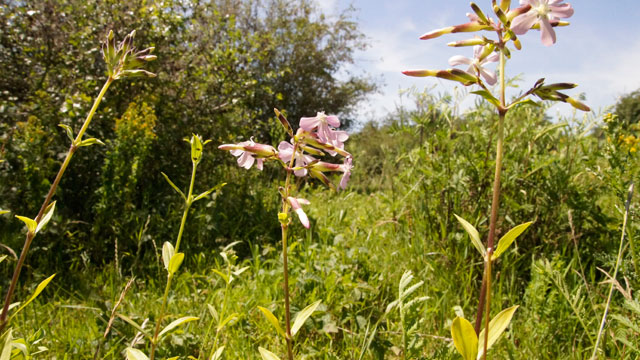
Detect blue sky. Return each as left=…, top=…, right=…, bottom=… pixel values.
left=316, top=0, right=640, bottom=122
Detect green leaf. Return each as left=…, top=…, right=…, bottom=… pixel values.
left=168, top=252, right=185, bottom=275
left=193, top=182, right=227, bottom=202
left=207, top=304, right=219, bottom=322
left=161, top=172, right=186, bottom=200
left=162, top=242, right=174, bottom=271
left=454, top=214, right=486, bottom=258
left=0, top=255, right=6, bottom=265
left=477, top=305, right=519, bottom=359
left=471, top=90, right=501, bottom=108
left=36, top=201, right=56, bottom=234
left=211, top=346, right=225, bottom=360
left=451, top=317, right=478, bottom=360
left=291, top=300, right=321, bottom=337
left=212, top=269, right=230, bottom=284
left=11, top=274, right=56, bottom=318
left=217, top=313, right=238, bottom=331
left=117, top=314, right=151, bottom=340
left=493, top=222, right=532, bottom=260
left=77, top=137, right=105, bottom=147
left=58, top=124, right=74, bottom=142
left=125, top=348, right=149, bottom=360
left=1, top=329, right=12, bottom=360
left=508, top=98, right=539, bottom=110
left=158, top=316, right=199, bottom=340
left=15, top=216, right=37, bottom=234
left=257, top=306, right=286, bottom=339
left=0, top=210, right=9, bottom=216
left=258, top=347, right=282, bottom=360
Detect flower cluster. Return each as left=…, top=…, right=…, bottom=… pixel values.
left=219, top=109, right=353, bottom=228
left=402, top=0, right=587, bottom=112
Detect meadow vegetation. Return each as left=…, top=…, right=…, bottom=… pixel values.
left=0, top=0, right=639, bottom=359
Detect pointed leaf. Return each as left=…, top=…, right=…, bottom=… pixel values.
left=0, top=255, right=6, bottom=265
left=168, top=252, right=185, bottom=275
left=451, top=317, right=478, bottom=360
left=217, top=313, right=239, bottom=331
left=162, top=242, right=174, bottom=271
left=1, top=329, right=12, bottom=360
left=508, top=98, right=539, bottom=110
left=117, top=314, right=151, bottom=340
left=471, top=90, right=501, bottom=108
left=211, top=346, right=225, bottom=360
left=158, top=316, right=199, bottom=340
left=257, top=306, right=286, bottom=338
left=36, top=201, right=56, bottom=234
left=11, top=274, right=55, bottom=318
left=0, top=210, right=9, bottom=216
left=291, top=300, right=321, bottom=337
left=58, top=124, right=74, bottom=142
left=125, top=348, right=149, bottom=360
left=15, top=216, right=37, bottom=234
left=493, top=222, right=532, bottom=260
left=477, top=305, right=519, bottom=359
left=454, top=214, right=486, bottom=258
left=207, top=304, right=219, bottom=322
left=77, top=138, right=105, bottom=147
left=193, top=182, right=227, bottom=202
left=258, top=347, right=282, bottom=360
left=161, top=172, right=186, bottom=200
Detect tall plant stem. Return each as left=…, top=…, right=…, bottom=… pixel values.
left=279, top=142, right=299, bottom=360
left=591, top=183, right=634, bottom=360
left=0, top=77, right=113, bottom=333
left=482, top=250, right=493, bottom=360
left=475, top=48, right=506, bottom=334
left=149, top=161, right=197, bottom=360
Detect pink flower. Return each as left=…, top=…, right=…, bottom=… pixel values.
left=287, top=197, right=311, bottom=228
left=277, top=141, right=316, bottom=177
left=511, top=0, right=574, bottom=46
left=218, top=139, right=277, bottom=170
left=299, top=112, right=349, bottom=154
left=309, top=156, right=353, bottom=190
left=448, top=45, right=499, bottom=85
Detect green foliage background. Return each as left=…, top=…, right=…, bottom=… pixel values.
left=0, top=0, right=639, bottom=359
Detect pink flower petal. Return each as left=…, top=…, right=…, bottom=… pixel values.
left=549, top=4, right=574, bottom=18
left=295, top=209, right=310, bottom=228
left=479, top=67, right=497, bottom=85
left=448, top=55, right=472, bottom=67
left=300, top=116, right=320, bottom=131
left=511, top=12, right=537, bottom=35
left=325, top=115, right=340, bottom=128
left=237, top=152, right=255, bottom=169
left=539, top=17, right=556, bottom=46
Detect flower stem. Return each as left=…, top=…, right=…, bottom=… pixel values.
left=475, top=47, right=506, bottom=334
left=483, top=250, right=493, bottom=360
left=149, top=160, right=197, bottom=360
left=0, top=77, right=113, bottom=334
left=279, top=141, right=299, bottom=360
left=591, top=183, right=634, bottom=360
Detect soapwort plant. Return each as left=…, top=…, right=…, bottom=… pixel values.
left=123, top=135, right=225, bottom=360
left=219, top=109, right=353, bottom=360
left=0, top=30, right=156, bottom=337
left=403, top=1, right=589, bottom=358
